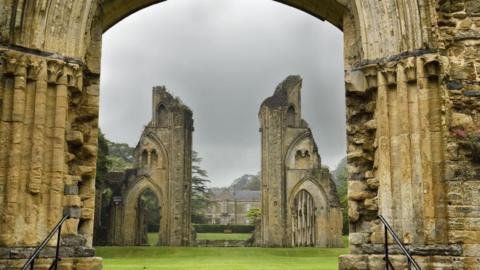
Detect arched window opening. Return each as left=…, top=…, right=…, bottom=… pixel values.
left=157, top=105, right=168, bottom=127
left=286, top=106, right=295, bottom=127
left=151, top=150, right=158, bottom=168
left=135, top=188, right=161, bottom=246
left=141, top=150, right=149, bottom=167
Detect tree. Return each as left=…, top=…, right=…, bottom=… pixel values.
left=94, top=130, right=112, bottom=245
left=334, top=158, right=349, bottom=235
left=96, top=130, right=111, bottom=189
left=246, top=207, right=261, bottom=224
left=191, top=151, right=212, bottom=224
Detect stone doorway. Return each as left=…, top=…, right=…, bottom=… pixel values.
left=134, top=188, right=161, bottom=246
left=292, top=190, right=317, bottom=247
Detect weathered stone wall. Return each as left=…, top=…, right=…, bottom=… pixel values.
left=258, top=76, right=343, bottom=248
left=102, top=86, right=193, bottom=247
left=339, top=1, right=480, bottom=269
left=0, top=48, right=100, bottom=267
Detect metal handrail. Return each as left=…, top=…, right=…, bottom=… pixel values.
left=378, top=215, right=421, bottom=270
left=21, top=215, right=69, bottom=270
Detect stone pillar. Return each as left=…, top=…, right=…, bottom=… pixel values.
left=0, top=48, right=102, bottom=269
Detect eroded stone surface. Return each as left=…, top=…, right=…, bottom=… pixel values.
left=257, top=76, right=343, bottom=248
left=97, top=86, right=193, bottom=247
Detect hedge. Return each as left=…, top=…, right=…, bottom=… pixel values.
left=193, top=224, right=255, bottom=233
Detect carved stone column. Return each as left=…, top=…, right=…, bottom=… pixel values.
left=0, top=48, right=102, bottom=269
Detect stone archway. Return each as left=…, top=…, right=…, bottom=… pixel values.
left=288, top=179, right=336, bottom=248
left=122, top=177, right=163, bottom=246
left=0, top=1, right=478, bottom=269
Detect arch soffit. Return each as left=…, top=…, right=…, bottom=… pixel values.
left=289, top=177, right=329, bottom=210
left=124, top=176, right=164, bottom=208
left=137, top=132, right=169, bottom=166
left=284, top=130, right=315, bottom=165
left=101, top=0, right=348, bottom=33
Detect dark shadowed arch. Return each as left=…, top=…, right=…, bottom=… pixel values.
left=101, top=0, right=348, bottom=32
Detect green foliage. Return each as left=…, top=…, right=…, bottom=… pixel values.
left=107, top=155, right=133, bottom=172
left=468, top=134, right=480, bottom=163
left=334, top=158, right=349, bottom=235
left=230, top=173, right=261, bottom=191
left=246, top=207, right=261, bottom=224
left=96, top=130, right=111, bottom=189
left=107, top=141, right=134, bottom=163
left=140, top=189, right=160, bottom=232
left=193, top=224, right=255, bottom=233
left=191, top=151, right=213, bottom=224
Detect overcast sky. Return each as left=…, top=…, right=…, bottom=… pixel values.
left=100, top=0, right=346, bottom=187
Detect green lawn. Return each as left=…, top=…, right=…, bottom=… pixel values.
left=148, top=232, right=252, bottom=244
left=148, top=233, right=159, bottom=246
left=97, top=236, right=349, bottom=270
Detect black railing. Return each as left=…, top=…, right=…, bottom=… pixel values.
left=378, top=215, right=421, bottom=270
left=21, top=215, right=69, bottom=270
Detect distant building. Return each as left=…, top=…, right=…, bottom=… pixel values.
left=206, top=189, right=260, bottom=225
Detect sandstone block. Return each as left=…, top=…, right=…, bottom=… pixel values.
left=364, top=197, right=378, bottom=210
left=66, top=131, right=84, bottom=145
left=349, top=233, right=369, bottom=245
left=75, top=257, right=102, bottom=270
left=338, top=255, right=368, bottom=270
left=451, top=112, right=474, bottom=129
left=62, top=219, right=80, bottom=235
left=366, top=178, right=379, bottom=189
left=464, top=244, right=480, bottom=257
left=466, top=0, right=480, bottom=13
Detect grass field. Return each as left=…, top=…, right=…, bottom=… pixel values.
left=96, top=236, right=349, bottom=270
left=147, top=233, right=252, bottom=244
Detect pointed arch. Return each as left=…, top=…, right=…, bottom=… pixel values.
left=157, top=104, right=168, bottom=127
left=284, top=131, right=319, bottom=169
left=144, top=132, right=169, bottom=169
left=286, top=105, right=296, bottom=127
left=122, top=176, right=164, bottom=245
left=101, top=0, right=347, bottom=33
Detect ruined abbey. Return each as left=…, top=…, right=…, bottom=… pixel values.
left=0, top=0, right=479, bottom=269
left=258, top=76, right=343, bottom=248
left=98, top=86, right=193, bottom=247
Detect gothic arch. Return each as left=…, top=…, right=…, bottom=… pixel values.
left=145, top=132, right=169, bottom=168
left=122, top=176, right=164, bottom=245
left=157, top=104, right=168, bottom=127
left=137, top=132, right=169, bottom=169
left=101, top=0, right=348, bottom=32
left=286, top=105, right=296, bottom=127
left=284, top=131, right=318, bottom=169
left=289, top=177, right=329, bottom=210
left=288, top=178, right=331, bottom=247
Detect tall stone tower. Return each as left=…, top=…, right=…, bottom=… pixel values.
left=258, top=75, right=343, bottom=247
left=102, top=86, right=193, bottom=246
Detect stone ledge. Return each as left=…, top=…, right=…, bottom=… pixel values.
left=339, top=254, right=480, bottom=270
left=0, top=245, right=95, bottom=259
left=359, top=244, right=463, bottom=256
left=0, top=256, right=102, bottom=270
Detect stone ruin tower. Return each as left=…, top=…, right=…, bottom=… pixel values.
left=102, top=86, right=193, bottom=246
left=258, top=75, right=343, bottom=247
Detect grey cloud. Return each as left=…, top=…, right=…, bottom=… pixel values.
left=100, top=0, right=345, bottom=187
